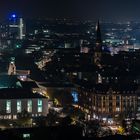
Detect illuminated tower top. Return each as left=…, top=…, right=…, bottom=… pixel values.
left=95, top=20, right=102, bottom=52
left=9, top=14, right=25, bottom=40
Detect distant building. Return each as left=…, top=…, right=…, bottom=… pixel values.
left=0, top=88, right=48, bottom=119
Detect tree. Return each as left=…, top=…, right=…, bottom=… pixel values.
left=86, top=120, right=101, bottom=137
left=45, top=109, right=59, bottom=126
left=122, top=119, right=127, bottom=132
left=16, top=110, right=32, bottom=127
left=116, top=112, right=125, bottom=124
left=62, top=105, right=85, bottom=123
left=34, top=116, right=47, bottom=127
left=60, top=116, right=72, bottom=126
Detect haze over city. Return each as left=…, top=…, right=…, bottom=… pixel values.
left=1, top=0, right=140, bottom=21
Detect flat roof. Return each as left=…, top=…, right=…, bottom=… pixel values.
left=0, top=88, right=46, bottom=99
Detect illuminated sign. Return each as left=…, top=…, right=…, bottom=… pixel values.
left=71, top=91, right=78, bottom=103
left=12, top=14, right=16, bottom=18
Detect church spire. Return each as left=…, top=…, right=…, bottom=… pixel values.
left=94, top=20, right=102, bottom=68
left=95, top=20, right=102, bottom=52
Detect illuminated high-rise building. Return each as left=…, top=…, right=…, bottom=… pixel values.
left=8, top=14, right=25, bottom=40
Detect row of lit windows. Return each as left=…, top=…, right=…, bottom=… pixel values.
left=6, top=99, right=43, bottom=114
left=0, top=113, right=43, bottom=120
left=95, top=107, right=121, bottom=112
left=94, top=100, right=135, bottom=104
left=98, top=101, right=135, bottom=105
left=93, top=96, right=136, bottom=102
left=95, top=107, right=136, bottom=112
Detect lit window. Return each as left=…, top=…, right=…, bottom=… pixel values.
left=116, top=107, right=120, bottom=111
left=38, top=99, right=42, bottom=105
left=27, top=100, right=32, bottom=113
left=13, top=115, right=17, bottom=119
left=23, top=134, right=30, bottom=139
left=6, top=100, right=11, bottom=113
left=38, top=99, right=42, bottom=113
left=17, top=100, right=22, bottom=113
left=8, top=115, right=11, bottom=119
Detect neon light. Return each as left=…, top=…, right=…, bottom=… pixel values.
left=11, top=14, right=16, bottom=18
left=71, top=91, right=78, bottom=103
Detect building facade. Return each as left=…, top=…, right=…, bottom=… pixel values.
left=78, top=84, right=139, bottom=124
left=92, top=89, right=137, bottom=124
left=0, top=89, right=48, bottom=119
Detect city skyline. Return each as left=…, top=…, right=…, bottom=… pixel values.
left=0, top=1, right=140, bottom=139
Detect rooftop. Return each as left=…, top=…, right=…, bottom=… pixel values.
left=20, top=81, right=39, bottom=89
left=79, top=82, right=139, bottom=93
left=0, top=88, right=46, bottom=99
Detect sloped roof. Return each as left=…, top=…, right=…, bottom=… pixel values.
left=0, top=75, right=19, bottom=88
left=20, top=81, right=39, bottom=89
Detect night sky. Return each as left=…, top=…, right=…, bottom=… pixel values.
left=0, top=0, right=140, bottom=21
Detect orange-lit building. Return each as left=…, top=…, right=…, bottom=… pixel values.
left=78, top=83, right=139, bottom=124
